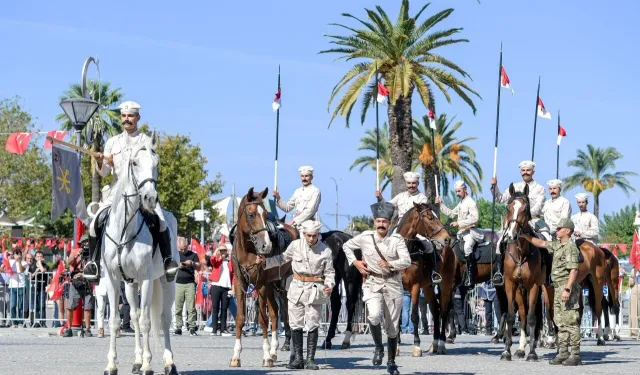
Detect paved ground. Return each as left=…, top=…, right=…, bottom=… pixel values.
left=0, top=327, right=638, bottom=374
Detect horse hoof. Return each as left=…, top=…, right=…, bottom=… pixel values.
left=614, top=335, right=621, bottom=342
left=597, top=338, right=606, bottom=346
left=446, top=338, right=454, bottom=344
left=437, top=346, right=447, bottom=355
left=547, top=342, right=557, bottom=350
left=281, top=343, right=290, bottom=352
left=396, top=347, right=400, bottom=356
left=271, top=354, right=277, bottom=361
left=263, top=359, right=274, bottom=367
left=412, top=347, right=422, bottom=357
left=526, top=353, right=538, bottom=362
left=132, top=364, right=142, bottom=374
left=321, top=341, right=332, bottom=350
left=142, top=371, right=154, bottom=375
left=490, top=337, right=499, bottom=345
left=500, top=352, right=512, bottom=361
left=341, top=341, right=351, bottom=349
left=104, top=370, right=118, bottom=375
left=229, top=358, right=241, bottom=368
left=514, top=350, right=525, bottom=359
left=164, top=365, right=178, bottom=375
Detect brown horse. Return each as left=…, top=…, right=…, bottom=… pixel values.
left=397, top=202, right=454, bottom=356
left=229, top=187, right=298, bottom=368
left=500, top=184, right=544, bottom=361
left=602, top=252, right=622, bottom=342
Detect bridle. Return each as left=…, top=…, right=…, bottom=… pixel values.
left=238, top=201, right=269, bottom=248
left=400, top=206, right=448, bottom=255
left=502, top=196, right=535, bottom=293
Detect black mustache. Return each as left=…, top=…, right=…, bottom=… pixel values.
left=377, top=226, right=387, bottom=230
left=123, top=121, right=132, bottom=125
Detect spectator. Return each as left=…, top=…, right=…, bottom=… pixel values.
left=119, top=280, right=134, bottom=334
left=209, top=240, right=233, bottom=336
left=629, top=266, right=640, bottom=337
left=95, top=265, right=108, bottom=338
left=479, top=282, right=501, bottom=335
left=174, top=236, right=199, bottom=336
left=7, top=248, right=27, bottom=327
left=23, top=252, right=34, bottom=327
left=401, top=288, right=411, bottom=333
left=453, top=285, right=469, bottom=335
left=29, top=250, right=50, bottom=327
left=63, top=239, right=94, bottom=337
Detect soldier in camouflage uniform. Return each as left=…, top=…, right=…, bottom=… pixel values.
left=520, top=217, right=582, bottom=366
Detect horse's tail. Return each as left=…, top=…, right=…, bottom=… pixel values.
left=151, top=278, right=164, bottom=353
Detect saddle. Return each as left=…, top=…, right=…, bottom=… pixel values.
left=453, top=238, right=497, bottom=265
left=407, top=240, right=442, bottom=264
left=94, top=206, right=160, bottom=256
left=228, top=220, right=296, bottom=256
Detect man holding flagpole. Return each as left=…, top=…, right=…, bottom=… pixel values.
left=273, top=166, right=321, bottom=231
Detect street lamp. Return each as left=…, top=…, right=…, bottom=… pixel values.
left=187, top=200, right=210, bottom=245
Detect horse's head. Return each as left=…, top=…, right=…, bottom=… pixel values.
left=238, top=187, right=272, bottom=255
left=503, top=183, right=531, bottom=243
left=129, top=132, right=159, bottom=212
left=397, top=202, right=450, bottom=247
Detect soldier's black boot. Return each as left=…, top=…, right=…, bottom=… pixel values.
left=84, top=235, right=101, bottom=282
left=305, top=328, right=319, bottom=370
left=287, top=329, right=304, bottom=369
left=157, top=229, right=179, bottom=282
left=563, top=345, right=582, bottom=366
left=465, top=254, right=476, bottom=288
left=431, top=250, right=442, bottom=284
left=492, top=249, right=505, bottom=286
left=549, top=342, right=569, bottom=365
left=386, top=336, right=400, bottom=375
left=370, top=323, right=385, bottom=366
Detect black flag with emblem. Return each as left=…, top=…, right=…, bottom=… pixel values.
left=51, top=144, right=87, bottom=222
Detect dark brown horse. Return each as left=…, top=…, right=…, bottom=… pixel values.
left=500, top=184, right=544, bottom=361
left=229, top=187, right=298, bottom=368
left=397, top=202, right=454, bottom=356
left=602, top=253, right=622, bottom=341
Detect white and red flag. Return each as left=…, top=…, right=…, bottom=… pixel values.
left=557, top=125, right=567, bottom=145
left=5, top=132, right=35, bottom=155
left=272, top=88, right=281, bottom=112
left=428, top=109, right=436, bottom=129
left=377, top=82, right=389, bottom=104
left=44, top=130, right=68, bottom=150
left=537, top=98, right=551, bottom=119
left=500, top=66, right=514, bottom=94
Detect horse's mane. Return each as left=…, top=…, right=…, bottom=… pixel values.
left=110, top=141, right=156, bottom=207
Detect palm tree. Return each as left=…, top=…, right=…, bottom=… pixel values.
left=56, top=81, right=123, bottom=204
left=413, top=113, right=482, bottom=201
left=350, top=122, right=393, bottom=192
left=321, top=0, right=480, bottom=197
left=563, top=145, right=636, bottom=218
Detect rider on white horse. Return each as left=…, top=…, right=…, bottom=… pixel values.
left=83, top=101, right=179, bottom=282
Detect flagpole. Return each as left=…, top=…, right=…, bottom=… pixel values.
left=556, top=110, right=560, bottom=179
left=431, top=125, right=439, bottom=197
left=531, top=76, right=541, bottom=161
left=274, top=65, right=281, bottom=198
left=490, top=43, right=503, bottom=283
left=375, top=62, right=380, bottom=192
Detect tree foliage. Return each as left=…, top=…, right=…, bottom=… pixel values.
left=476, top=197, right=506, bottom=230
left=600, top=201, right=638, bottom=244
left=350, top=122, right=393, bottom=192
left=347, top=215, right=374, bottom=233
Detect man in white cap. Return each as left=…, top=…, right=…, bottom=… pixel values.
left=84, top=101, right=179, bottom=282
left=543, top=179, right=572, bottom=237
left=490, top=160, right=547, bottom=285
left=436, top=180, right=482, bottom=288
left=342, top=201, right=411, bottom=375
left=375, top=171, right=440, bottom=283
left=571, top=193, right=599, bottom=244
left=256, top=220, right=335, bottom=370
left=273, top=166, right=321, bottom=230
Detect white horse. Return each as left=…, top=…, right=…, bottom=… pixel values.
left=101, top=135, right=178, bottom=375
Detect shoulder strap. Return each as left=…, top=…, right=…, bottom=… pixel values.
left=370, top=234, right=388, bottom=262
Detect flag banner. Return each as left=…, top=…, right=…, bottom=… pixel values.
left=272, top=88, right=281, bottom=111
left=537, top=98, right=551, bottom=119
left=5, top=132, right=35, bottom=155
left=377, top=82, right=389, bottom=103
left=44, top=130, right=68, bottom=150
left=500, top=66, right=514, bottom=94
left=428, top=109, right=436, bottom=129
left=2, top=251, right=14, bottom=275
left=557, top=125, right=567, bottom=145
left=190, top=238, right=207, bottom=269
left=51, top=145, right=87, bottom=222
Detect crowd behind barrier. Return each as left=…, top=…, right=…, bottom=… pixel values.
left=0, top=268, right=636, bottom=339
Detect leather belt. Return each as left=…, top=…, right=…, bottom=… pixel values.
left=367, top=271, right=397, bottom=280
left=293, top=274, right=324, bottom=283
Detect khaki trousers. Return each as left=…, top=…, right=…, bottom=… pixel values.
left=630, top=285, right=640, bottom=337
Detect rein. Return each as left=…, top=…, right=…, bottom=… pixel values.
left=503, top=197, right=535, bottom=295
left=232, top=199, right=269, bottom=294
left=400, top=207, right=448, bottom=255
left=104, top=152, right=158, bottom=284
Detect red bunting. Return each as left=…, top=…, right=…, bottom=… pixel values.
left=5, top=132, right=35, bottom=155
left=46, top=261, right=66, bottom=300
left=190, top=238, right=207, bottom=270
left=44, top=130, right=68, bottom=150
left=195, top=273, right=205, bottom=307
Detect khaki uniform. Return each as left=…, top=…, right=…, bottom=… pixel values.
left=91, top=130, right=166, bottom=234
left=543, top=196, right=572, bottom=233
left=388, top=191, right=429, bottom=222
left=342, top=230, right=411, bottom=338
left=440, top=196, right=483, bottom=256
left=276, top=184, right=321, bottom=228
left=548, top=240, right=581, bottom=352
left=263, top=238, right=335, bottom=331
left=571, top=211, right=599, bottom=244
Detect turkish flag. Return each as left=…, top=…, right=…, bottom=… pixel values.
left=191, top=238, right=207, bottom=270
left=630, top=231, right=640, bottom=269
left=44, top=130, right=68, bottom=150
left=75, top=219, right=86, bottom=245
left=2, top=251, right=14, bottom=275
left=5, top=132, right=35, bottom=155
left=46, top=261, right=66, bottom=300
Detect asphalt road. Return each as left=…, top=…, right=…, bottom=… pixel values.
left=0, top=327, right=637, bottom=374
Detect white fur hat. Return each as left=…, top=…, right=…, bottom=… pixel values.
left=298, top=165, right=314, bottom=175
left=301, top=220, right=323, bottom=234
left=403, top=172, right=420, bottom=182
left=518, top=160, right=536, bottom=170
left=118, top=101, right=141, bottom=114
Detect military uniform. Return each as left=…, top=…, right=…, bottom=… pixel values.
left=572, top=193, right=599, bottom=245
left=439, top=183, right=482, bottom=286
left=543, top=196, right=572, bottom=234
left=343, top=202, right=411, bottom=375
left=276, top=166, right=321, bottom=229
left=547, top=218, right=582, bottom=366
left=262, top=220, right=334, bottom=370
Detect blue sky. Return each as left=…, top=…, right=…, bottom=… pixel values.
left=1, top=0, right=638, bottom=230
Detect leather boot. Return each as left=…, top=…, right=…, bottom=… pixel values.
left=492, top=249, right=505, bottom=286
left=549, top=342, right=569, bottom=365
left=465, top=254, right=476, bottom=288
left=370, top=323, right=384, bottom=366
left=157, top=229, right=179, bottom=281
left=386, top=336, right=400, bottom=375
left=305, top=328, right=319, bottom=370
left=84, top=235, right=101, bottom=282
left=287, top=329, right=304, bottom=369
left=563, top=345, right=582, bottom=366
left=431, top=251, right=442, bottom=284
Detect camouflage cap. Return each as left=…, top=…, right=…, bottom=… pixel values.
left=556, top=217, right=575, bottom=230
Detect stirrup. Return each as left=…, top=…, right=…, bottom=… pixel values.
left=492, top=272, right=504, bottom=286
left=84, top=261, right=99, bottom=281
left=431, top=272, right=442, bottom=284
